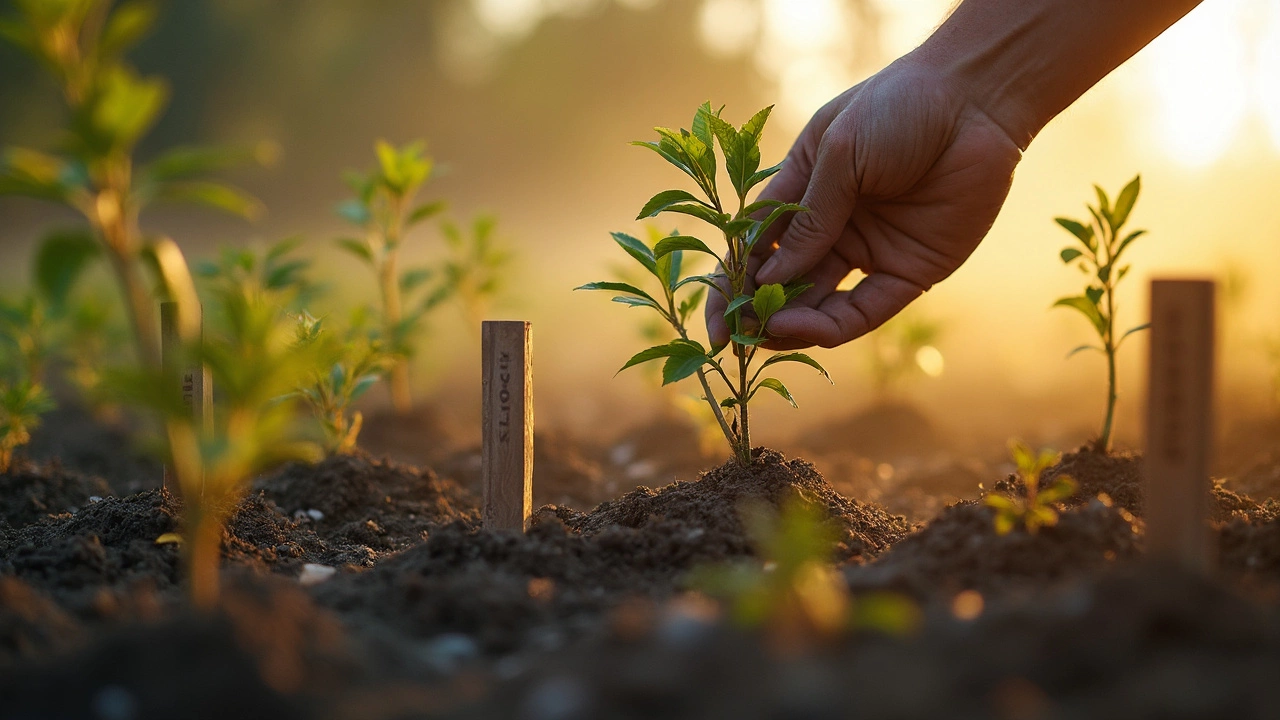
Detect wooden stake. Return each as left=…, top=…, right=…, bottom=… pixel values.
left=482, top=320, right=533, bottom=531
left=1143, top=279, right=1216, bottom=572
left=161, top=301, right=211, bottom=492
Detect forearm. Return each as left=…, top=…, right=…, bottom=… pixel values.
left=910, top=0, right=1203, bottom=149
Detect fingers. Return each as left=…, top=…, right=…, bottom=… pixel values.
left=764, top=273, right=925, bottom=348
left=703, top=271, right=733, bottom=349
left=756, top=125, right=858, bottom=285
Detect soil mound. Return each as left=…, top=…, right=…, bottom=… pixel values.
left=25, top=402, right=161, bottom=495
left=0, top=460, right=111, bottom=528
left=995, top=447, right=1271, bottom=523
left=555, top=448, right=913, bottom=563
left=848, top=498, right=1141, bottom=597
left=0, top=576, right=355, bottom=720
left=256, top=453, right=478, bottom=553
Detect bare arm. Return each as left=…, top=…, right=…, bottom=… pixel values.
left=708, top=0, right=1204, bottom=350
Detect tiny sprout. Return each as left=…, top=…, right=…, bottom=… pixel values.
left=291, top=311, right=389, bottom=456
left=985, top=439, right=1077, bottom=535
left=578, top=103, right=831, bottom=464
left=0, top=382, right=55, bottom=474
left=1053, top=175, right=1149, bottom=453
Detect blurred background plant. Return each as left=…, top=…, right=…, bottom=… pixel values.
left=863, top=311, right=945, bottom=401
left=290, top=310, right=389, bottom=456
left=0, top=292, right=55, bottom=473
left=0, top=0, right=269, bottom=368
left=691, top=499, right=920, bottom=645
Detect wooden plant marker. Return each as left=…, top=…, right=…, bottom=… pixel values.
left=161, top=301, right=211, bottom=493
left=1143, top=279, right=1216, bottom=572
left=482, top=320, right=533, bottom=531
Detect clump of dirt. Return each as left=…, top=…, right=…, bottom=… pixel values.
left=0, top=459, right=112, bottom=528
left=1226, top=450, right=1280, bottom=501
left=0, top=489, right=372, bottom=615
left=0, top=575, right=357, bottom=720
left=848, top=498, right=1141, bottom=597
left=556, top=448, right=914, bottom=563
left=1219, top=500, right=1280, bottom=581
left=256, top=453, right=479, bottom=553
left=798, top=402, right=947, bottom=460
left=995, top=446, right=1270, bottom=523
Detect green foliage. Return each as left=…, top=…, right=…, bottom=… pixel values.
left=336, top=140, right=506, bottom=412
left=690, top=500, right=920, bottom=641
left=1053, top=175, right=1148, bottom=452
left=0, top=292, right=55, bottom=473
left=290, top=311, right=388, bottom=456
left=0, top=0, right=268, bottom=368
left=579, top=103, right=830, bottom=464
left=984, top=440, right=1077, bottom=535
left=0, top=381, right=54, bottom=474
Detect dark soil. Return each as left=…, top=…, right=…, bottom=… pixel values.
left=255, top=452, right=479, bottom=553
left=317, top=449, right=911, bottom=655
left=995, top=446, right=1271, bottom=523
left=847, top=497, right=1142, bottom=597
left=449, top=564, right=1280, bottom=720
left=0, top=488, right=376, bottom=617
left=0, top=459, right=111, bottom=528
left=25, top=402, right=162, bottom=495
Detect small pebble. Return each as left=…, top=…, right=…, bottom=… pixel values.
left=420, top=633, right=479, bottom=675
left=88, top=496, right=103, bottom=503
left=306, top=509, right=324, bottom=521
left=298, top=563, right=336, bottom=586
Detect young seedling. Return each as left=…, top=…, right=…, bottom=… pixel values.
left=984, top=440, right=1077, bottom=535
left=691, top=499, right=919, bottom=641
left=439, top=214, right=511, bottom=332
left=0, top=293, right=55, bottom=472
left=0, top=0, right=267, bottom=367
left=111, top=261, right=321, bottom=609
left=336, top=141, right=445, bottom=414
left=1053, top=175, right=1149, bottom=453
left=578, top=103, right=830, bottom=465
left=290, top=311, right=388, bottom=456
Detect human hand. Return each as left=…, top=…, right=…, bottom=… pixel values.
left=706, top=56, right=1024, bottom=350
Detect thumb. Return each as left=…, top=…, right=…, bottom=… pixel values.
left=755, top=130, right=856, bottom=285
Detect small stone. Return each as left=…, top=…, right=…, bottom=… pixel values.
left=306, top=509, right=324, bottom=521
left=298, top=563, right=336, bottom=586
left=88, top=496, right=103, bottom=503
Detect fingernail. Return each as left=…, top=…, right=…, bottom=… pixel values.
left=758, top=256, right=781, bottom=283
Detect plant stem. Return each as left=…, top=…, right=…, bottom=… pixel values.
left=187, top=509, right=221, bottom=611
left=381, top=199, right=412, bottom=415
left=736, top=347, right=751, bottom=464
left=106, top=244, right=160, bottom=369
left=1098, top=225, right=1117, bottom=454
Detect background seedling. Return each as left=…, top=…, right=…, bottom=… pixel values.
left=984, top=440, right=1076, bottom=535
left=0, top=0, right=267, bottom=367
left=578, top=103, right=831, bottom=465
left=865, top=311, right=945, bottom=400
left=291, top=311, right=388, bottom=456
left=1053, top=175, right=1149, bottom=453
left=0, top=292, right=55, bottom=472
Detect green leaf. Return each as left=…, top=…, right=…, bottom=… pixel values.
left=612, top=232, right=658, bottom=276
left=1053, top=296, right=1106, bottom=336
left=731, top=333, right=766, bottom=346
left=89, top=67, right=168, bottom=153
left=691, top=102, right=716, bottom=153
left=1085, top=286, right=1104, bottom=306
left=747, top=203, right=805, bottom=252
left=1093, top=185, right=1112, bottom=223
left=677, top=286, right=706, bottom=323
left=724, top=294, right=753, bottom=318
left=663, top=352, right=709, bottom=385
left=1117, top=323, right=1150, bottom=347
left=1055, top=218, right=1094, bottom=248
left=653, top=235, right=719, bottom=261
left=35, top=229, right=101, bottom=309
left=99, top=1, right=159, bottom=58
left=1060, top=247, right=1083, bottom=264
left=407, top=201, right=446, bottom=227
left=1114, top=230, right=1147, bottom=261
left=782, top=281, right=813, bottom=304
left=143, top=145, right=259, bottom=183
left=757, top=352, right=832, bottom=383
left=1110, top=175, right=1141, bottom=229
left=152, top=180, right=261, bottom=219
left=744, top=162, right=783, bottom=193
left=336, top=238, right=373, bottom=264
left=752, top=377, right=796, bottom=407
left=631, top=140, right=698, bottom=185
left=636, top=189, right=704, bottom=219
left=401, top=268, right=433, bottom=293
left=1066, top=344, right=1103, bottom=358
left=619, top=339, right=706, bottom=375
left=752, top=283, right=786, bottom=327
left=663, top=203, right=730, bottom=228
left=1097, top=265, right=1111, bottom=283
left=611, top=296, right=665, bottom=312
left=574, top=281, right=660, bottom=308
